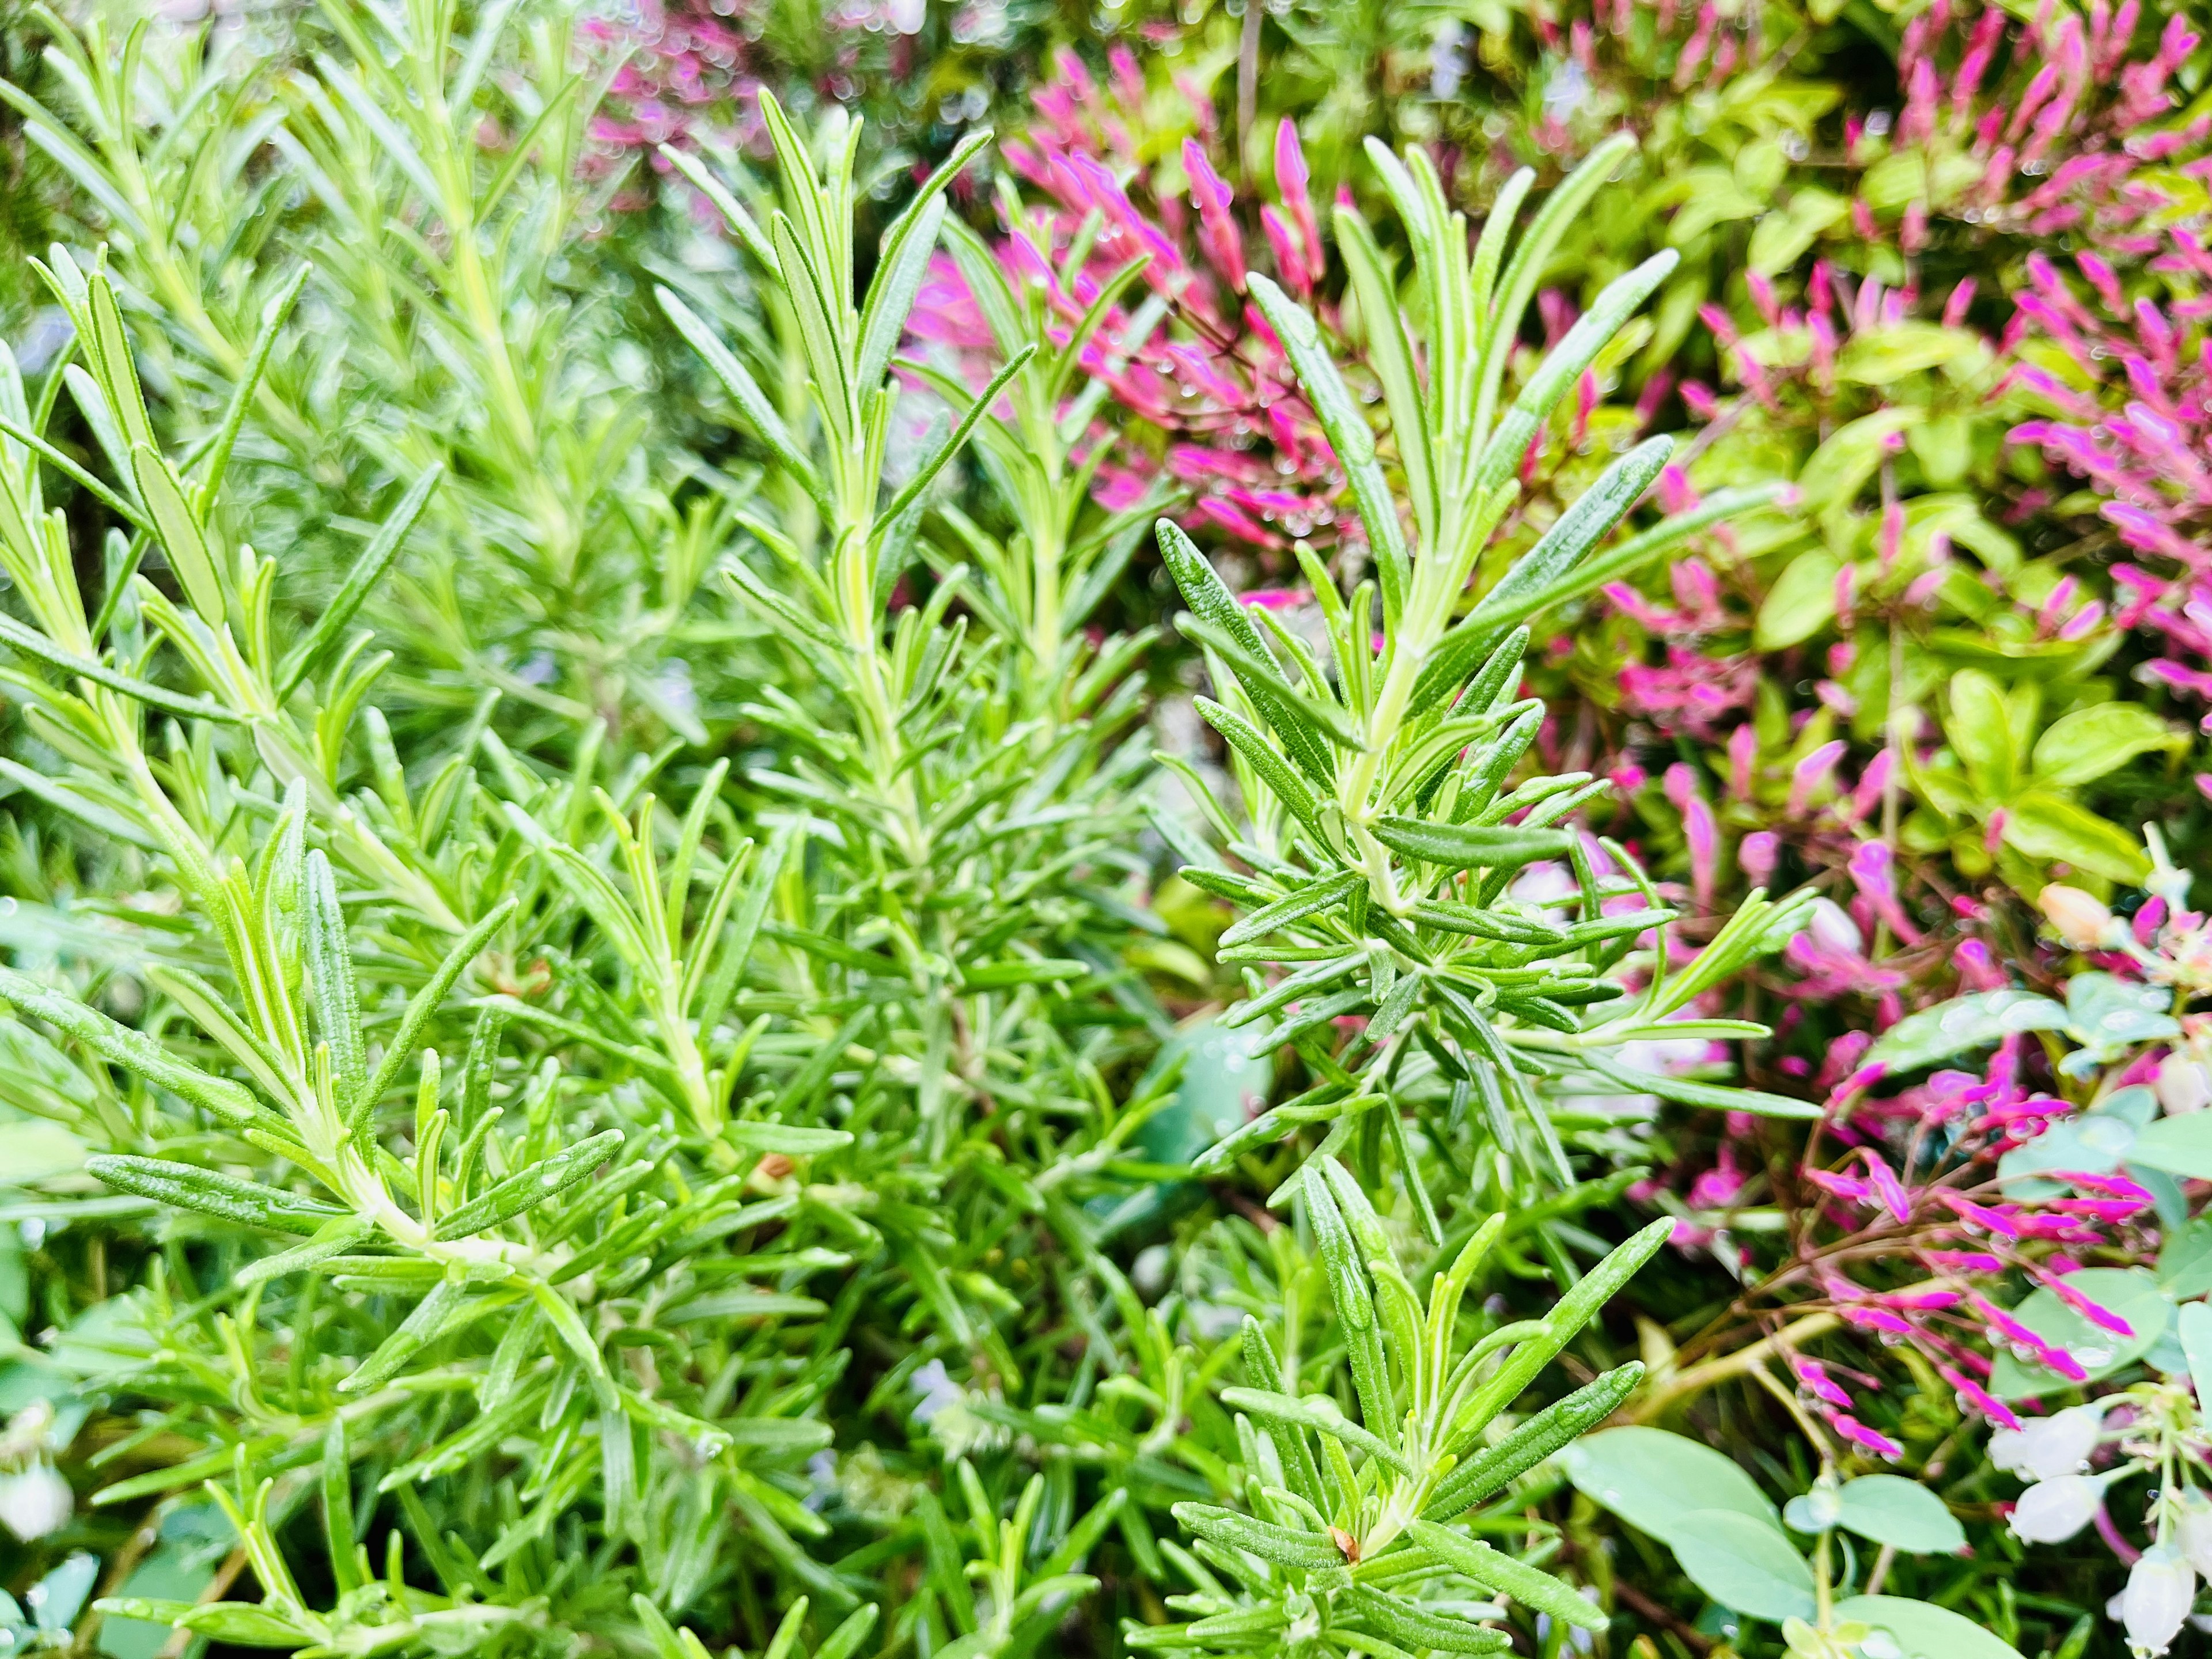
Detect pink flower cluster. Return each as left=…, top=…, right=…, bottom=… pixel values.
left=2011, top=245, right=2212, bottom=732
left=904, top=51, right=1351, bottom=554
left=1603, top=476, right=1758, bottom=738
left=1878, top=1, right=2205, bottom=247
left=1783, top=1038, right=2158, bottom=1450
left=578, top=0, right=933, bottom=196
left=579, top=2, right=767, bottom=188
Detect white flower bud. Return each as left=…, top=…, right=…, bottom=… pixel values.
left=1805, top=897, right=1863, bottom=956
left=2177, top=1494, right=2212, bottom=1580
left=2118, top=1546, right=2195, bottom=1657
left=2040, top=884, right=2118, bottom=952
left=2009, top=1473, right=2108, bottom=1543
left=2157, top=1052, right=2212, bottom=1117
left=0, top=1462, right=72, bottom=1541
left=1990, top=1405, right=2104, bottom=1483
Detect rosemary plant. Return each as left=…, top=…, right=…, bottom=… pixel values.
left=1135, top=1179, right=1669, bottom=1657
left=0, top=13, right=1808, bottom=1658
left=1156, top=135, right=1816, bottom=1218
left=0, top=27, right=1171, bottom=1654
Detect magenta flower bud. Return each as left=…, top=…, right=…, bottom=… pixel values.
left=1719, top=726, right=1756, bottom=799
left=1902, top=56, right=1938, bottom=145
left=2040, top=1274, right=2135, bottom=1338
left=1858, top=1149, right=1911, bottom=1224
left=1273, top=120, right=1323, bottom=278
left=1938, top=1364, right=2020, bottom=1432
left=1787, top=740, right=1847, bottom=817
left=1926, top=1249, right=2006, bottom=1274
left=1840, top=1305, right=1914, bottom=1336
left=1746, top=270, right=1779, bottom=325
left=1738, top=830, right=1777, bottom=888
left=1793, top=1359, right=1851, bottom=1409
left=1183, top=139, right=1231, bottom=214
left=1259, top=206, right=1312, bottom=297
left=1108, top=44, right=1143, bottom=106
left=1832, top=1415, right=1903, bottom=1460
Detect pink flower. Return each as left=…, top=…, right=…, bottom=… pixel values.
left=1663, top=763, right=1719, bottom=907
left=1858, top=1148, right=1912, bottom=1224
left=1832, top=1414, right=1904, bottom=1460
left=1940, top=1363, right=2022, bottom=1431
left=1794, top=1359, right=1853, bottom=1409
left=2039, top=1272, right=2136, bottom=1337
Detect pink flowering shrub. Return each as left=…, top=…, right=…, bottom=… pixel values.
left=2013, top=245, right=2212, bottom=744
left=903, top=48, right=1354, bottom=558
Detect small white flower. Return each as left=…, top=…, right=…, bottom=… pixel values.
left=2040, top=884, right=2118, bottom=952
left=1804, top=897, right=1863, bottom=956
left=909, top=1359, right=961, bottom=1425
left=2009, top=1473, right=2109, bottom=1543
left=0, top=1462, right=72, bottom=1540
left=887, top=0, right=925, bottom=32
left=2157, top=1051, right=2212, bottom=1116
left=2177, top=1493, right=2212, bottom=1579
left=1990, top=1404, right=2104, bottom=1483
left=1508, top=861, right=1577, bottom=910
left=2118, top=1546, right=2195, bottom=1657
left=1430, top=19, right=1468, bottom=101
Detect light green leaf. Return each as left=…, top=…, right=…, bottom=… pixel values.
left=1424, top=1363, right=1644, bottom=1518
left=2127, top=1114, right=2212, bottom=1183
left=1669, top=1510, right=1815, bottom=1622
left=276, top=463, right=444, bottom=696
left=1835, top=322, right=1979, bottom=385
left=0, top=1119, right=85, bottom=1183
left=1832, top=1475, right=1965, bottom=1554
left=2001, top=792, right=2149, bottom=882
left=1794, top=409, right=1921, bottom=512
left=1573, top=1054, right=1819, bottom=1120
left=130, top=445, right=225, bottom=626
left=1368, top=818, right=1572, bottom=871
left=2031, top=702, right=2181, bottom=788
left=1245, top=274, right=1408, bottom=624
left=1407, top=1520, right=1605, bottom=1630
left=0, top=964, right=262, bottom=1125
left=1945, top=668, right=2013, bottom=798
left=2179, top=1301, right=2212, bottom=1394
left=1752, top=548, right=1840, bottom=650
left=1862, top=989, right=2069, bottom=1075
left=87, top=1155, right=346, bottom=1236
left=1560, top=1426, right=1781, bottom=1540
left=1169, top=1503, right=1341, bottom=1569
left=724, top=1121, right=855, bottom=1157
left=1832, top=1596, right=2027, bottom=1659
left=432, top=1128, right=624, bottom=1240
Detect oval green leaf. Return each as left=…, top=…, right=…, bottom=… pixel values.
left=1669, top=1510, right=1815, bottom=1623
left=1559, top=1426, right=1780, bottom=1541
left=1833, top=1475, right=1965, bottom=1554
left=1833, top=1596, right=2026, bottom=1659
